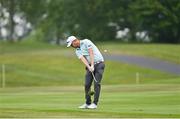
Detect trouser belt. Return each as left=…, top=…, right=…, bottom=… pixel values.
left=94, top=61, right=104, bottom=65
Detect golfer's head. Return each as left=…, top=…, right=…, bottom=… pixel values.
left=66, top=36, right=80, bottom=48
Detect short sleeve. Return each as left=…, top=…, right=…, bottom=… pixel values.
left=75, top=49, right=83, bottom=59
left=85, top=39, right=93, bottom=49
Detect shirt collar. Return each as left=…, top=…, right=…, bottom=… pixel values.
left=77, top=40, right=83, bottom=49
left=80, top=40, right=84, bottom=47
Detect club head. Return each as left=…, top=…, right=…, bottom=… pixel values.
left=88, top=91, right=94, bottom=96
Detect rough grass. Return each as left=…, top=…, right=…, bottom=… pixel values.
left=98, top=43, right=180, bottom=64
left=0, top=41, right=179, bottom=87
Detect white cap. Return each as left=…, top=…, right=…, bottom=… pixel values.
left=66, top=36, right=77, bottom=47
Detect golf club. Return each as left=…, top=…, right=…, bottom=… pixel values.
left=88, top=71, right=98, bottom=96
left=88, top=90, right=94, bottom=96
left=91, top=71, right=98, bottom=83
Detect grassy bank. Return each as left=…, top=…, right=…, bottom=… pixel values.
left=0, top=41, right=179, bottom=87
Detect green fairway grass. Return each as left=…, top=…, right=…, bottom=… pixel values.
left=0, top=41, right=180, bottom=118
left=0, top=85, right=180, bottom=118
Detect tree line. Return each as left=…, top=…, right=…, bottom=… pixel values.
left=0, top=0, right=180, bottom=43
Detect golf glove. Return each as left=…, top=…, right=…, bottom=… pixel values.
left=89, top=65, right=94, bottom=72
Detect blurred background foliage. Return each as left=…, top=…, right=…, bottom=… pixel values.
left=0, top=0, right=180, bottom=44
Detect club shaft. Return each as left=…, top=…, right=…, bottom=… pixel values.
left=91, top=72, right=98, bottom=83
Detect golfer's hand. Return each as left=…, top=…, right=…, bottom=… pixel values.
left=89, top=65, right=94, bottom=72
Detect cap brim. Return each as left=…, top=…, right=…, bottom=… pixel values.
left=67, top=42, right=72, bottom=47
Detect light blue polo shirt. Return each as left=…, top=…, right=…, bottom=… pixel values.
left=75, top=39, right=104, bottom=64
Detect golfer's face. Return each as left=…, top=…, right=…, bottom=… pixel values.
left=71, top=40, right=79, bottom=48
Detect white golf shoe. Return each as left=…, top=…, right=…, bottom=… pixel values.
left=87, top=103, right=97, bottom=109
left=78, top=103, right=89, bottom=109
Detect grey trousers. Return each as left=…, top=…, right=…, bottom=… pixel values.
left=85, top=62, right=105, bottom=105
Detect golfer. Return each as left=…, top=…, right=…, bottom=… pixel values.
left=66, top=36, right=105, bottom=109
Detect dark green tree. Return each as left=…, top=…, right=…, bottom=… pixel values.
left=130, top=0, right=180, bottom=43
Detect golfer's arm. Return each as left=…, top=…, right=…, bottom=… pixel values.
left=80, top=56, right=90, bottom=68
left=88, top=48, right=94, bottom=66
